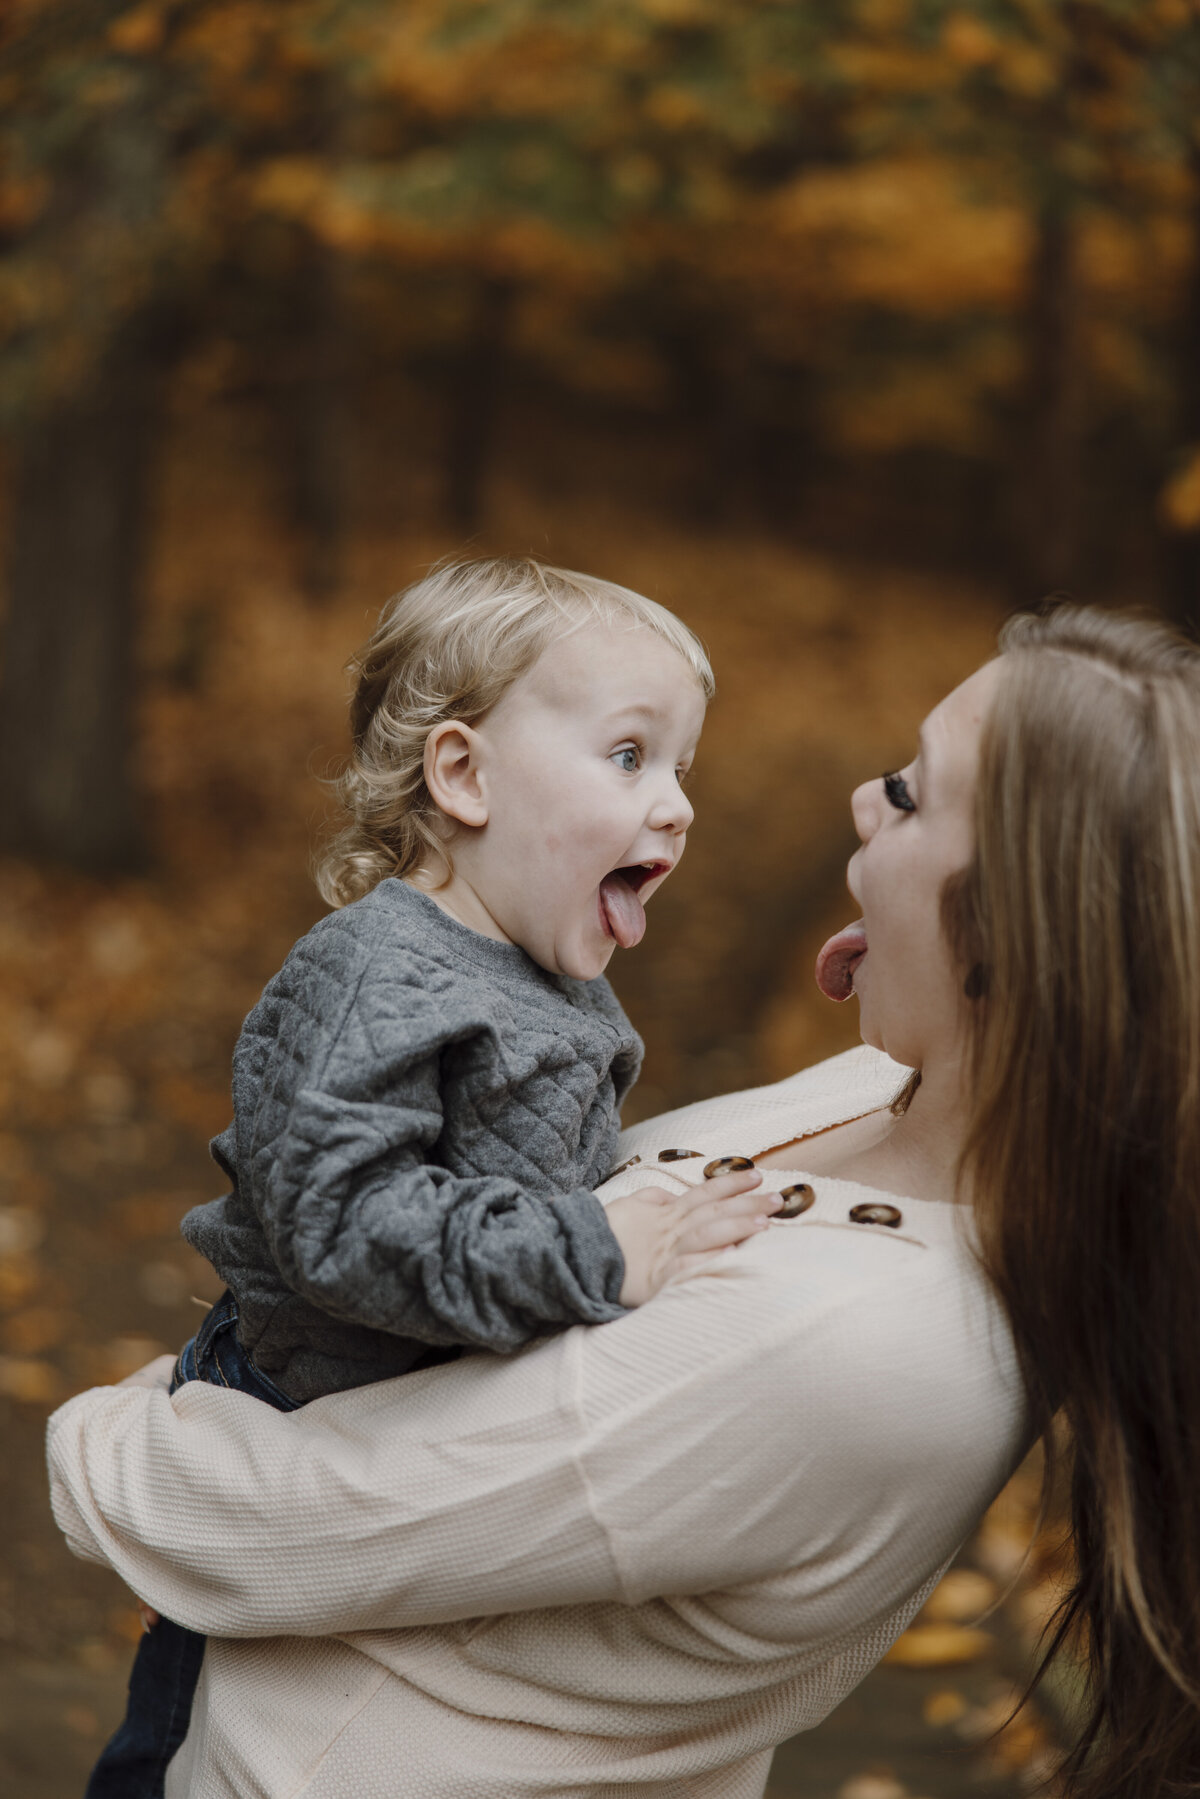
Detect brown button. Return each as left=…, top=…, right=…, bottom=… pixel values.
left=657, top=1148, right=702, bottom=1162
left=703, top=1155, right=756, bottom=1179
left=607, top=1154, right=642, bottom=1178
left=849, top=1202, right=902, bottom=1228
left=777, top=1183, right=815, bottom=1218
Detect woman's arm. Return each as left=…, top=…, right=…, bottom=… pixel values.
left=47, top=1230, right=1023, bottom=1640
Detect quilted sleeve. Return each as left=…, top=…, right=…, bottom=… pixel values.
left=242, top=954, right=627, bottom=1351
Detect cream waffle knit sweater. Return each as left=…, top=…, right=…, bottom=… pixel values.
left=47, top=1046, right=1028, bottom=1799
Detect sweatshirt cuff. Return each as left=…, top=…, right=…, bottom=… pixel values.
left=555, top=1187, right=627, bottom=1318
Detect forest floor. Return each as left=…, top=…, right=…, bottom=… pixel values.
left=0, top=390, right=1076, bottom=1795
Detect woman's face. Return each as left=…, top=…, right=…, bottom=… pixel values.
left=841, top=660, right=1000, bottom=1072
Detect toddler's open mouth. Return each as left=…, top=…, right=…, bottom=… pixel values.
left=598, top=861, right=671, bottom=950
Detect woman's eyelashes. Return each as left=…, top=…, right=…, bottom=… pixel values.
left=882, top=771, right=916, bottom=812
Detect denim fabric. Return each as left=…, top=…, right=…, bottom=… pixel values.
left=85, top=1295, right=299, bottom=1799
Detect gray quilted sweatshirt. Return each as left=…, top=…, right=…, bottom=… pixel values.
left=181, top=879, right=642, bottom=1402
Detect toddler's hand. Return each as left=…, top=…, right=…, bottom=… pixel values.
left=606, top=1168, right=780, bottom=1307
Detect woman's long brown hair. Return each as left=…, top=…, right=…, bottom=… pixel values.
left=946, top=605, right=1200, bottom=1797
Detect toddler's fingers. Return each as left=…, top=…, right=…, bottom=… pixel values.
left=675, top=1205, right=772, bottom=1256
left=683, top=1168, right=763, bottom=1207
left=674, top=1185, right=781, bottom=1249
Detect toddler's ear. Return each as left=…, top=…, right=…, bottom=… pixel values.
left=424, top=722, right=489, bottom=829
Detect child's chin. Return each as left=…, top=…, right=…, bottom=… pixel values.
left=563, top=940, right=617, bottom=982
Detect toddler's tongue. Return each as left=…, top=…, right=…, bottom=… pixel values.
left=815, top=921, right=867, bottom=1002
left=599, top=872, right=647, bottom=949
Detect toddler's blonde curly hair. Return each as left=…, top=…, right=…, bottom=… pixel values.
left=316, top=557, right=714, bottom=909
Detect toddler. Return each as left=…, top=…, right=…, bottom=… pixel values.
left=89, top=557, right=774, bottom=1797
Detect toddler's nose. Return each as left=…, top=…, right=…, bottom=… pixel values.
left=653, top=781, right=694, bottom=835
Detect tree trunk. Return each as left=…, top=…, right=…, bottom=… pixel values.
left=445, top=276, right=513, bottom=534
left=0, top=315, right=168, bottom=871
left=278, top=229, right=352, bottom=602
left=660, top=322, right=753, bottom=526
left=1163, top=147, right=1200, bottom=632
left=1015, top=202, right=1087, bottom=600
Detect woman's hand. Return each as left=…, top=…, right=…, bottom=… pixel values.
left=606, top=1168, right=779, bottom=1306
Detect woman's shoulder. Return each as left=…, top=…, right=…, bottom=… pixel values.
left=614, top=1045, right=910, bottom=1166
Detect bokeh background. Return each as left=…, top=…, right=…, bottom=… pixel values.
left=1, top=1, right=1195, bottom=1792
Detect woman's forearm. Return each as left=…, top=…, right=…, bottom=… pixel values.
left=46, top=1337, right=624, bottom=1637
left=47, top=1238, right=1009, bottom=1641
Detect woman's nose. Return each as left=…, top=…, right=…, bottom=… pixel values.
left=850, top=778, right=879, bottom=844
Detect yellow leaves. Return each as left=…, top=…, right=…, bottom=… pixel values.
left=0, top=172, right=49, bottom=234
left=0, top=1354, right=61, bottom=1404
left=771, top=161, right=1027, bottom=317
left=834, top=1776, right=910, bottom=1799
left=638, top=0, right=719, bottom=23
left=610, top=153, right=662, bottom=206
left=995, top=43, right=1057, bottom=100
left=831, top=42, right=953, bottom=98
left=3, top=1304, right=68, bottom=1355
left=884, top=1623, right=994, bottom=1667
left=252, top=155, right=328, bottom=226
left=645, top=86, right=712, bottom=133
left=922, top=1688, right=968, bottom=1726
left=178, top=2, right=272, bottom=82
left=153, top=1074, right=229, bottom=1137
left=0, top=1209, right=45, bottom=1318
left=1161, top=446, right=1200, bottom=532
left=90, top=1335, right=172, bottom=1386
left=855, top=0, right=912, bottom=30
left=111, top=1192, right=193, bottom=1242
left=0, top=1253, right=40, bottom=1311
left=107, top=3, right=166, bottom=57
left=922, top=1567, right=998, bottom=1622
left=954, top=1690, right=1058, bottom=1781
left=0, top=1206, right=44, bottom=1258
left=942, top=14, right=1002, bottom=70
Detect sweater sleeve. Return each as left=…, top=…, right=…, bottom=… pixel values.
left=44, top=1235, right=1026, bottom=1641
left=235, top=948, right=626, bottom=1351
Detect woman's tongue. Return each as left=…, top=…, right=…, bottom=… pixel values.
left=815, top=921, right=868, bottom=1002
left=599, top=871, right=647, bottom=949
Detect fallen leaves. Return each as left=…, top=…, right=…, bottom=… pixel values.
left=883, top=1623, right=994, bottom=1668
left=0, top=1354, right=61, bottom=1403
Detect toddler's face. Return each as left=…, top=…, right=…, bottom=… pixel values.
left=457, top=621, right=706, bottom=980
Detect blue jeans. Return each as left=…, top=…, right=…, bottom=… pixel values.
left=85, top=1293, right=300, bottom=1798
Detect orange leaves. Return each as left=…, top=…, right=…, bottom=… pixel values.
left=885, top=1567, right=1000, bottom=1667
left=942, top=13, right=1003, bottom=71
left=884, top=1624, right=995, bottom=1668
left=771, top=160, right=1028, bottom=317
left=152, top=1075, right=229, bottom=1138
left=107, top=3, right=168, bottom=57
left=1161, top=446, right=1200, bottom=532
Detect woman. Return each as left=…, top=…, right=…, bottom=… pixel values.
left=48, top=605, right=1200, bottom=1798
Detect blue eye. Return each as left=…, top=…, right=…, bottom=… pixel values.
left=882, top=771, right=915, bottom=812
left=611, top=747, right=640, bottom=773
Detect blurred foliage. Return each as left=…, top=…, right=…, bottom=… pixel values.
left=1, top=0, right=1199, bottom=490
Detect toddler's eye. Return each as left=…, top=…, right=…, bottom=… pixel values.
left=882, top=771, right=915, bottom=812
left=611, top=746, right=640, bottom=773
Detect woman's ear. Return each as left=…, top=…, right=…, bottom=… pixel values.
left=424, top=722, right=489, bottom=829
